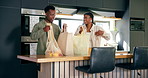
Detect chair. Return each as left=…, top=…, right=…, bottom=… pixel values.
left=116, top=46, right=148, bottom=70
left=75, top=47, right=116, bottom=74
left=116, top=46, right=148, bottom=77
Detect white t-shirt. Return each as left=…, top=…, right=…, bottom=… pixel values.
left=74, top=24, right=110, bottom=47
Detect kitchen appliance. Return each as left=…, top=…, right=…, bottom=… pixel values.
left=130, top=18, right=145, bottom=31
left=21, top=14, right=45, bottom=36
left=130, top=18, right=145, bottom=52
left=21, top=8, right=45, bottom=55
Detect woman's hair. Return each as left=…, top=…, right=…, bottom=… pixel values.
left=84, top=12, right=94, bottom=24
left=44, top=5, right=55, bottom=13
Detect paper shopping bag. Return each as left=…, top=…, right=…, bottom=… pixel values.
left=73, top=32, right=90, bottom=55
left=58, top=32, right=74, bottom=56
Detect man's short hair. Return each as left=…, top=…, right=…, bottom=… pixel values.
left=44, top=5, right=55, bottom=13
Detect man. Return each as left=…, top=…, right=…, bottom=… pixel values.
left=30, top=5, right=61, bottom=55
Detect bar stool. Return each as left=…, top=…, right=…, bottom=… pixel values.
left=116, top=46, right=148, bottom=77
left=75, top=47, right=116, bottom=76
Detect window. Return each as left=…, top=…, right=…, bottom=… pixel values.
left=53, top=20, right=59, bottom=26
left=95, top=21, right=110, bottom=30
left=61, top=19, right=83, bottom=34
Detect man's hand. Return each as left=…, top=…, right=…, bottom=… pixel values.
left=62, top=23, right=67, bottom=32
left=95, top=30, right=104, bottom=36
left=43, top=26, right=50, bottom=32
left=79, top=27, right=83, bottom=34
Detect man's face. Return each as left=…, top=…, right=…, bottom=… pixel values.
left=83, top=15, right=92, bottom=24
left=45, top=9, right=56, bottom=23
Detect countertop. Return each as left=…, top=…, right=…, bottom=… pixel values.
left=17, top=51, right=133, bottom=63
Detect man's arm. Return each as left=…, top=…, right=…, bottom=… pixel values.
left=55, top=26, right=61, bottom=41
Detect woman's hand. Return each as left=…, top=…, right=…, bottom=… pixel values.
left=95, top=30, right=104, bottom=36
left=79, top=27, right=83, bottom=34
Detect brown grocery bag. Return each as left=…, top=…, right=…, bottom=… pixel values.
left=57, top=24, right=74, bottom=56
left=45, top=23, right=63, bottom=56
left=58, top=32, right=74, bottom=56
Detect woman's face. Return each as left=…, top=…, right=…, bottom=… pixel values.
left=83, top=15, right=92, bottom=24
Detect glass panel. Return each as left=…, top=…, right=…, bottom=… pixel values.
left=61, top=20, right=83, bottom=34
left=30, top=43, right=37, bottom=55
left=53, top=20, right=59, bottom=26
left=95, top=21, right=110, bottom=30
left=130, top=18, right=145, bottom=31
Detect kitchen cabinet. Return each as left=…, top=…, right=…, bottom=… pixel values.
left=129, top=0, right=145, bottom=18
left=76, top=0, right=102, bottom=9
left=49, top=0, right=77, bottom=6
left=145, top=0, right=148, bottom=18
left=130, top=31, right=145, bottom=52
left=77, top=0, right=126, bottom=11
left=0, top=0, right=20, bottom=8
left=48, top=0, right=126, bottom=11
left=101, top=0, right=127, bottom=11
left=145, top=18, right=148, bottom=46
left=22, top=0, right=48, bottom=9
left=0, top=0, right=37, bottom=78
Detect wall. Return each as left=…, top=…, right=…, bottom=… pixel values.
left=129, top=0, right=148, bottom=52
left=116, top=0, right=148, bottom=51
left=0, top=0, right=21, bottom=78
left=145, top=18, right=148, bottom=46
left=144, top=0, right=148, bottom=46
left=0, top=0, right=37, bottom=78
left=116, top=7, right=130, bottom=51
left=0, top=8, right=21, bottom=78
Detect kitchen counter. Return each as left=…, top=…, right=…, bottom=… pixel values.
left=17, top=51, right=133, bottom=78
left=17, top=51, right=133, bottom=63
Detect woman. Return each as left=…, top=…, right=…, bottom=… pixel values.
left=75, top=12, right=111, bottom=47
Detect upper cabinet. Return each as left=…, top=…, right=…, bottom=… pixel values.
left=0, top=0, right=21, bottom=8
left=145, top=0, right=148, bottom=18
left=129, top=0, right=145, bottom=18
left=22, top=0, right=48, bottom=9
left=101, top=0, right=127, bottom=11
left=48, top=0, right=127, bottom=11
left=21, top=0, right=127, bottom=11
left=77, top=0, right=127, bottom=11
left=76, top=0, right=102, bottom=9
left=49, top=0, right=77, bottom=6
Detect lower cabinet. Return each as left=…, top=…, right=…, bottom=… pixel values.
left=38, top=59, right=148, bottom=78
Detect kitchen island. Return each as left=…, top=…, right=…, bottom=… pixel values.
left=18, top=51, right=148, bottom=78
left=17, top=52, right=132, bottom=63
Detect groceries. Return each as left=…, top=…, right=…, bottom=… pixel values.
left=73, top=31, right=90, bottom=55
left=45, top=23, right=63, bottom=57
